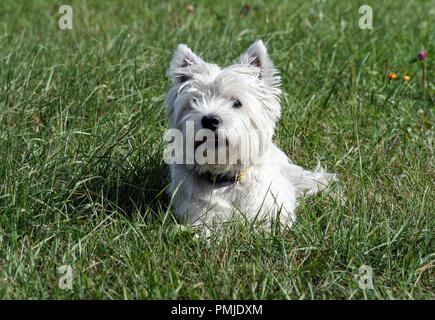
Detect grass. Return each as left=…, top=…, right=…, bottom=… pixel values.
left=0, top=0, right=434, bottom=299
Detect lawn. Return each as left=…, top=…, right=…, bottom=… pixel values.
left=0, top=0, right=433, bottom=299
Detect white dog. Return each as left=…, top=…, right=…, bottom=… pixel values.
left=164, top=40, right=337, bottom=231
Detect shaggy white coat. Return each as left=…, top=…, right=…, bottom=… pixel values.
left=164, top=40, right=337, bottom=229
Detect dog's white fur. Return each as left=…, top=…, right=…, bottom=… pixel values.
left=164, top=40, right=337, bottom=230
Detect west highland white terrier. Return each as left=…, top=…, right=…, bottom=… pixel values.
left=164, top=40, right=337, bottom=231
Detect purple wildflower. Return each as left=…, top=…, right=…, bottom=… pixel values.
left=417, top=50, right=426, bottom=60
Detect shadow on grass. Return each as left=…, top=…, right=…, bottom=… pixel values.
left=72, top=152, right=170, bottom=221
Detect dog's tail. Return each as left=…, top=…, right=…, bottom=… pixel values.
left=284, top=161, right=339, bottom=199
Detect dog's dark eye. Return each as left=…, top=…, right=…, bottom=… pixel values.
left=192, top=97, right=197, bottom=104
left=232, top=99, right=242, bottom=108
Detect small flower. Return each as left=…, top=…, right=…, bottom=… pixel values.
left=417, top=50, right=426, bottom=60
left=388, top=73, right=398, bottom=80
left=403, top=75, right=410, bottom=81
left=187, top=5, right=194, bottom=12
left=240, top=4, right=251, bottom=18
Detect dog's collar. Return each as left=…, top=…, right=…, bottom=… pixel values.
left=206, top=167, right=251, bottom=184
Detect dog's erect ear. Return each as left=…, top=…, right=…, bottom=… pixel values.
left=169, top=44, right=205, bottom=85
left=238, top=40, right=276, bottom=82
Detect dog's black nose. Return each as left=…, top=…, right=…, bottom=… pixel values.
left=201, top=114, right=221, bottom=131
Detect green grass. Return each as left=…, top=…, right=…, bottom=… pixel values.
left=0, top=0, right=434, bottom=299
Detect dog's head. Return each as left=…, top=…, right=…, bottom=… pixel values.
left=164, top=40, right=282, bottom=176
